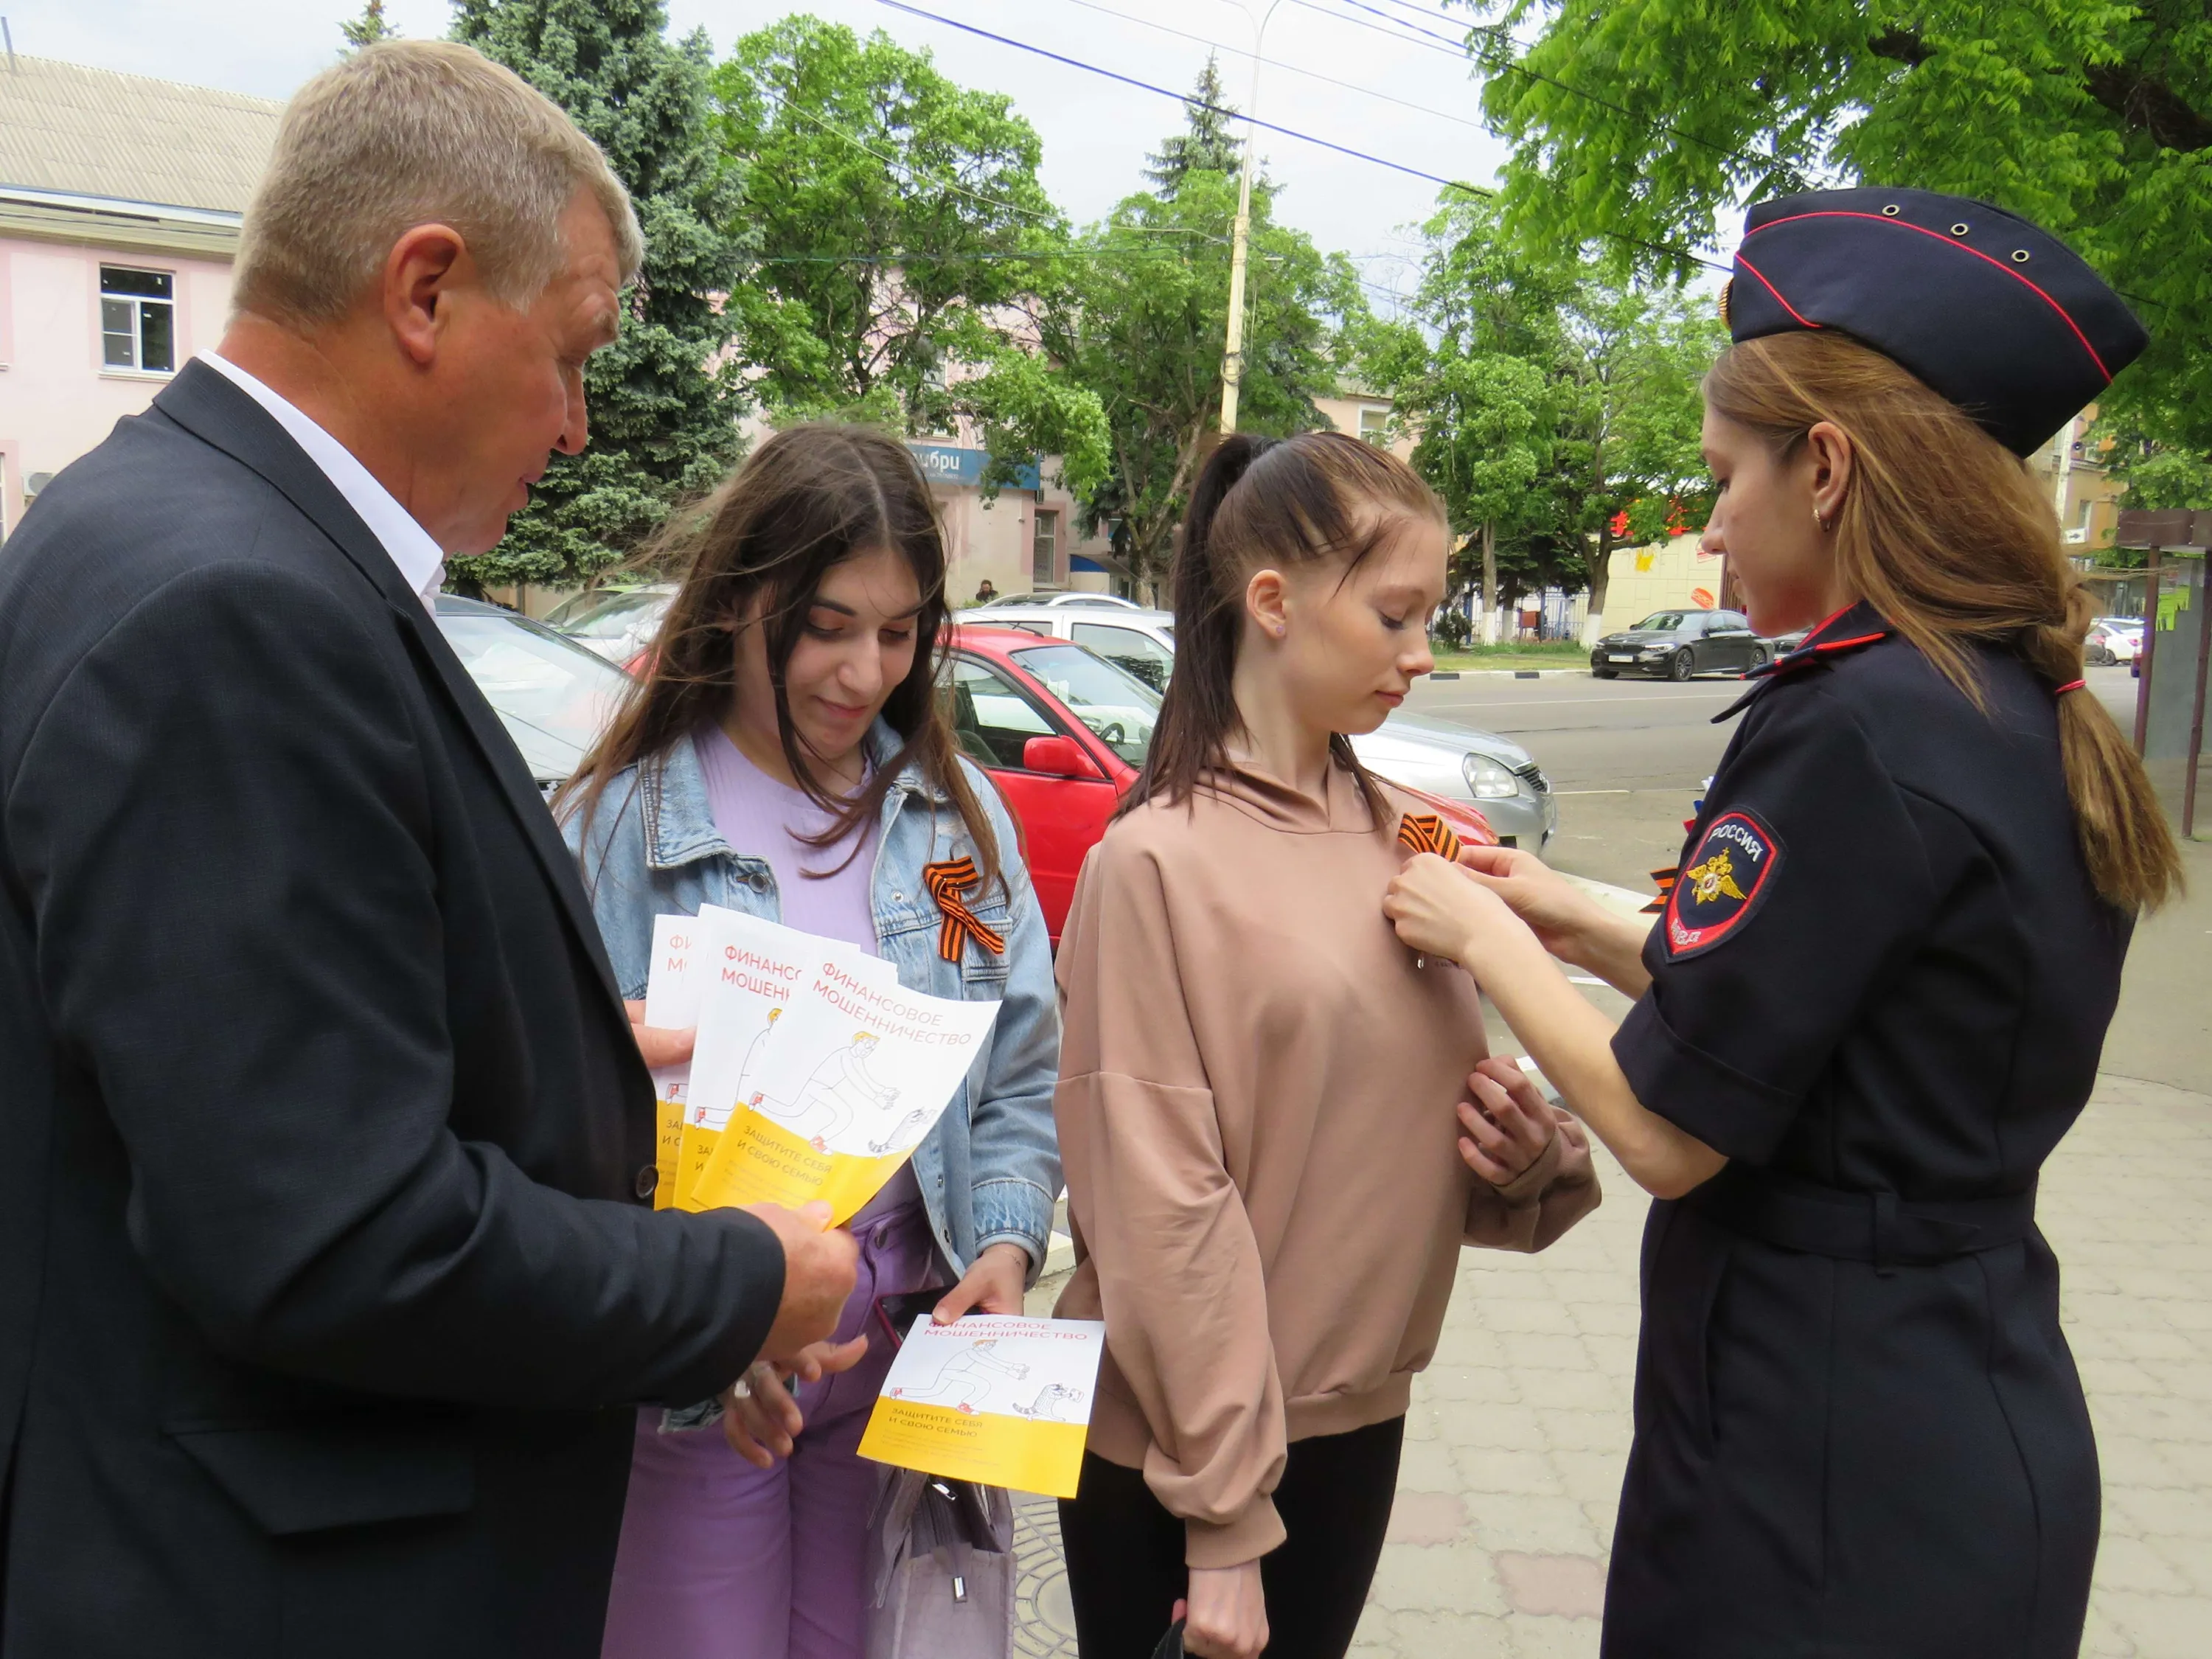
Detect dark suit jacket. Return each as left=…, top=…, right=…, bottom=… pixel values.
left=0, top=363, right=785, bottom=1658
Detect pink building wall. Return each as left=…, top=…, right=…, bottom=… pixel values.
left=0, top=238, right=236, bottom=533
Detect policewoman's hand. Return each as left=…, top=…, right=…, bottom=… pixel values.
left=1453, top=844, right=1612, bottom=963
left=1383, top=852, right=1543, bottom=981
left=1458, top=1057, right=1556, bottom=1186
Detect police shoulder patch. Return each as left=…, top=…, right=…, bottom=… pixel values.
left=1664, top=807, right=1782, bottom=959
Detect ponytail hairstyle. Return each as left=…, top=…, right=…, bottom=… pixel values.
left=557, top=423, right=1000, bottom=897
left=1704, top=330, right=2183, bottom=913
left=1127, top=428, right=1447, bottom=823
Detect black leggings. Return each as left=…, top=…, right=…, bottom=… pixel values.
left=1057, top=1416, right=1405, bottom=1659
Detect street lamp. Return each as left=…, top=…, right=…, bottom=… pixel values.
left=1217, top=0, right=1285, bottom=434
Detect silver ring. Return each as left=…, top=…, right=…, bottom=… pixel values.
left=728, top=1374, right=752, bottom=1401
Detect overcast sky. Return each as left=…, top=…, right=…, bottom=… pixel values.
left=17, top=0, right=1527, bottom=308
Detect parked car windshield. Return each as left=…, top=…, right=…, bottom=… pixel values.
left=437, top=612, right=631, bottom=782
left=557, top=588, right=670, bottom=640
left=1008, top=642, right=1159, bottom=767
left=1631, top=613, right=1686, bottom=631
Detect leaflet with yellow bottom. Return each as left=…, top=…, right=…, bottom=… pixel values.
left=682, top=1110, right=916, bottom=1225
left=858, top=1315, right=1107, bottom=1500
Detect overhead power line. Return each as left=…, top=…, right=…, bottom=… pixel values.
left=869, top=0, right=1733, bottom=274
left=874, top=0, right=1498, bottom=200
left=1044, top=0, right=1494, bottom=136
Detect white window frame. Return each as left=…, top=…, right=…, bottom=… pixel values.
left=1032, top=509, right=1060, bottom=587
left=1357, top=406, right=1390, bottom=445
left=100, top=265, right=176, bottom=375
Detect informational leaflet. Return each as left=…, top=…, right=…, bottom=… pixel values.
left=667, top=908, right=857, bottom=1211
left=858, top=1315, right=1107, bottom=1499
left=672, top=925, right=1004, bottom=1221
left=639, top=911, right=721, bottom=1211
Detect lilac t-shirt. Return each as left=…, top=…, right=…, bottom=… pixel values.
left=693, top=725, right=921, bottom=1222
left=695, top=725, right=879, bottom=947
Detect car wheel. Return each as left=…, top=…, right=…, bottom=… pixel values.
left=1745, top=646, right=1768, bottom=675
left=1667, top=649, right=1694, bottom=683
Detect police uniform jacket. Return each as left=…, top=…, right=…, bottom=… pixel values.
left=1601, top=602, right=2123, bottom=1658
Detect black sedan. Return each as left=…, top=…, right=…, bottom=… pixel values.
left=1590, top=608, right=1771, bottom=681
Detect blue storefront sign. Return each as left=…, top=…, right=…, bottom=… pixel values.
left=906, top=442, right=1041, bottom=492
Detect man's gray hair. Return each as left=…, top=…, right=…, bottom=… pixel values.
left=234, top=40, right=644, bottom=327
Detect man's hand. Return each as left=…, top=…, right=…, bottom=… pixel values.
left=1178, top=1561, right=1268, bottom=1659
left=720, top=1335, right=869, bottom=1469
left=1457, top=1057, right=1557, bottom=1187
left=624, top=999, right=694, bottom=1070
left=931, top=1242, right=1030, bottom=1323
left=744, top=1200, right=858, bottom=1367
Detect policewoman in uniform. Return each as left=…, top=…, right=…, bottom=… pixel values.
left=1383, top=186, right=2185, bottom=1658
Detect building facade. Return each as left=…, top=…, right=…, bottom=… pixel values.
left=0, top=56, right=279, bottom=532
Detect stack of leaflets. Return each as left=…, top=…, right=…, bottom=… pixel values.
left=642, top=906, right=1001, bottom=1222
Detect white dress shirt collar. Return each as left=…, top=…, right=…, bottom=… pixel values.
left=198, top=350, right=448, bottom=612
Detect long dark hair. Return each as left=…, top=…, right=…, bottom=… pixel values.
left=1705, top=332, right=2180, bottom=912
left=1127, top=429, right=1446, bottom=822
left=557, top=423, right=1001, bottom=896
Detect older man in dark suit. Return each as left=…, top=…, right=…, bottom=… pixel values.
left=0, top=41, right=856, bottom=1659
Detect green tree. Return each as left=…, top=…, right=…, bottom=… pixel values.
left=1366, top=195, right=1722, bottom=635
left=340, top=0, right=397, bottom=52
left=1469, top=0, right=2212, bottom=456
left=1034, top=94, right=1361, bottom=594
left=1143, top=55, right=1245, bottom=198
left=448, top=0, right=748, bottom=590
left=2089, top=404, right=2212, bottom=568
left=709, top=13, right=1102, bottom=485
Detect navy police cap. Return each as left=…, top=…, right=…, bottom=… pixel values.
left=1722, top=187, right=2148, bottom=457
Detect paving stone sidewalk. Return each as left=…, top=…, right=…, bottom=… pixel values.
left=1012, top=1072, right=2212, bottom=1658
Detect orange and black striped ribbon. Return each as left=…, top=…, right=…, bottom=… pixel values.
left=1396, top=813, right=1464, bottom=863
left=1642, top=865, right=1679, bottom=916
left=922, top=857, right=1006, bottom=964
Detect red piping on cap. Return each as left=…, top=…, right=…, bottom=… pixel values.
left=1733, top=253, right=1823, bottom=332
left=1745, top=209, right=2112, bottom=383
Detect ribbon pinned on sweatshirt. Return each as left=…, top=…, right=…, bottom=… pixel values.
left=1396, top=813, right=1464, bottom=864
left=922, top=857, right=1006, bottom=965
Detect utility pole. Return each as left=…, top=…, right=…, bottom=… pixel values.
left=1218, top=1, right=1283, bottom=435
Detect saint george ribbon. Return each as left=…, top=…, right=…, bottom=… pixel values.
left=922, top=856, right=1006, bottom=965
left=1396, top=812, right=1463, bottom=864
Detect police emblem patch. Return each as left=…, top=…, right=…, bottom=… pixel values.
left=1664, top=809, right=1781, bottom=959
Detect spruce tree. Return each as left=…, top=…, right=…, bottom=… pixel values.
left=448, top=0, right=748, bottom=590
left=339, top=0, right=397, bottom=52
left=1142, top=57, right=1245, bottom=198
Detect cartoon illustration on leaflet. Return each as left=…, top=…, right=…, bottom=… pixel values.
left=754, top=1031, right=898, bottom=1150
left=1009, top=1382, right=1088, bottom=1422
left=715, top=1006, right=782, bottom=1124
left=887, top=1339, right=1029, bottom=1415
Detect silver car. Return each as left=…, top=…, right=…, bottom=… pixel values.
left=973, top=604, right=1557, bottom=849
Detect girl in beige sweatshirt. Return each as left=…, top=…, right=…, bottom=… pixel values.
left=1052, top=432, right=1599, bottom=1659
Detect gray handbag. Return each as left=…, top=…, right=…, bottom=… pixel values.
left=862, top=1469, right=1016, bottom=1659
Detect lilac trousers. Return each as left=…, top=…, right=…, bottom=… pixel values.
left=600, top=1202, right=942, bottom=1659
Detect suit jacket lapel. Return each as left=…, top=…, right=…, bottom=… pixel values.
left=150, top=362, right=629, bottom=1011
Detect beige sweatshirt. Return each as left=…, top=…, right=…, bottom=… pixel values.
left=1052, top=761, right=1600, bottom=1568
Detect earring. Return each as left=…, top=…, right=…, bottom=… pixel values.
left=1813, top=507, right=1829, bottom=532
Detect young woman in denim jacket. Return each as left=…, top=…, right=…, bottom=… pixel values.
left=558, top=425, right=1060, bottom=1659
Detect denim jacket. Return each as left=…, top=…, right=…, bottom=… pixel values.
left=561, top=722, right=1061, bottom=1281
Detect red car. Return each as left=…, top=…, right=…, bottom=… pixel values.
left=944, top=626, right=1496, bottom=942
